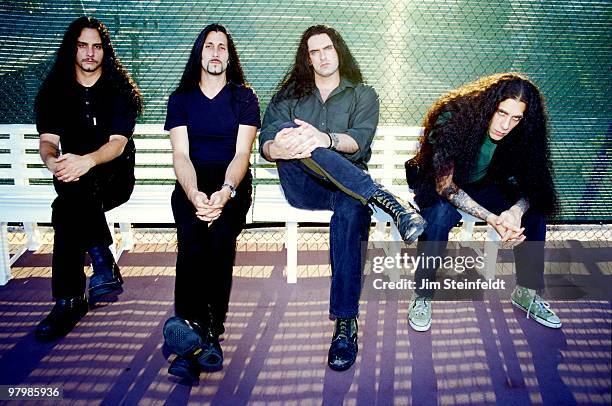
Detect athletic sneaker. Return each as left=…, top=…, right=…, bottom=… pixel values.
left=510, top=285, right=562, bottom=329
left=163, top=316, right=223, bottom=372
left=163, top=316, right=205, bottom=357
left=168, top=355, right=200, bottom=381
left=408, top=295, right=432, bottom=332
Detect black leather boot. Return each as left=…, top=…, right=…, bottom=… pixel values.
left=88, top=245, right=123, bottom=299
left=35, top=295, right=88, bottom=341
left=369, top=188, right=427, bottom=244
left=327, top=317, right=358, bottom=371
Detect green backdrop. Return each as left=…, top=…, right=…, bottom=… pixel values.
left=0, top=0, right=610, bottom=221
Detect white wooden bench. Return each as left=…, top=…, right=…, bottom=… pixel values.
left=0, top=124, right=498, bottom=286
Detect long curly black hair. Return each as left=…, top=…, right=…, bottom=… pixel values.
left=413, top=72, right=557, bottom=215
left=174, top=23, right=247, bottom=93
left=35, top=16, right=143, bottom=116
left=274, top=25, right=363, bottom=102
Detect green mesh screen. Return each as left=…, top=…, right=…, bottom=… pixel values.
left=0, top=0, right=610, bottom=222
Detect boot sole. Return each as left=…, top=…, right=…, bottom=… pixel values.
left=197, top=347, right=224, bottom=373
left=408, top=317, right=431, bottom=332
left=200, top=361, right=223, bottom=373
left=35, top=307, right=88, bottom=341
left=163, top=319, right=204, bottom=357
left=89, top=265, right=124, bottom=299
left=168, top=361, right=200, bottom=381
left=88, top=280, right=123, bottom=299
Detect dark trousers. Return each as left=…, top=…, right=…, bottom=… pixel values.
left=277, top=148, right=376, bottom=318
left=414, top=183, right=547, bottom=298
left=51, top=169, right=134, bottom=299
left=171, top=164, right=251, bottom=336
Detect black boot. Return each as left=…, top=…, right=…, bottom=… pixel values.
left=199, top=330, right=223, bottom=372
left=369, top=188, right=427, bottom=244
left=327, top=317, right=358, bottom=371
left=35, top=295, right=88, bottom=341
left=88, top=245, right=123, bottom=299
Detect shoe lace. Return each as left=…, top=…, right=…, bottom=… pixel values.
left=381, top=194, right=404, bottom=216
left=335, top=319, right=350, bottom=340
left=525, top=295, right=552, bottom=320
left=412, top=297, right=429, bottom=316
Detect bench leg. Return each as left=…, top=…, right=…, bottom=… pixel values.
left=381, top=241, right=402, bottom=283
left=118, top=223, right=134, bottom=253
left=286, top=221, right=298, bottom=284
left=23, top=222, right=42, bottom=251
left=107, top=222, right=119, bottom=261
left=372, top=221, right=387, bottom=241
left=483, top=227, right=501, bottom=280
left=389, top=222, right=402, bottom=242
left=0, top=223, right=13, bottom=285
left=459, top=219, right=475, bottom=240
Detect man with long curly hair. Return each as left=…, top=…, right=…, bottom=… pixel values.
left=406, top=73, right=560, bottom=331
left=260, top=25, right=426, bottom=372
left=34, top=17, right=142, bottom=340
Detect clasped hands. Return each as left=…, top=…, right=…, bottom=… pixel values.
left=188, top=188, right=230, bottom=224
left=273, top=119, right=329, bottom=160
left=486, top=206, right=526, bottom=243
left=49, top=153, right=96, bottom=182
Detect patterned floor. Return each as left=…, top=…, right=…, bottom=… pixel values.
left=0, top=241, right=610, bottom=405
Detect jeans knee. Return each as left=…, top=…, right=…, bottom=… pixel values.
left=420, top=199, right=461, bottom=240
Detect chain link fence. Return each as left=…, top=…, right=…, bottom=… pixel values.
left=0, top=0, right=610, bottom=245
left=6, top=223, right=612, bottom=280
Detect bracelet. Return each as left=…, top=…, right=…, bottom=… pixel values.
left=329, top=132, right=339, bottom=151
left=325, top=132, right=333, bottom=149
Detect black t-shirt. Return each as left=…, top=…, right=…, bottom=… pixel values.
left=164, top=83, right=260, bottom=166
left=36, top=76, right=136, bottom=157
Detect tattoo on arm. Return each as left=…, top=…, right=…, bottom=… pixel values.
left=442, top=187, right=492, bottom=221
left=514, top=198, right=530, bottom=215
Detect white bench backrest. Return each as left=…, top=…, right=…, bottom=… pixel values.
left=0, top=124, right=422, bottom=193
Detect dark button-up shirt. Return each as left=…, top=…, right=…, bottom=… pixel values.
left=36, top=76, right=137, bottom=180
left=36, top=77, right=136, bottom=156
left=259, top=77, right=379, bottom=170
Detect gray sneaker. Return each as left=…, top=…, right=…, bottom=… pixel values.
left=510, top=285, right=562, bottom=329
left=408, top=295, right=432, bottom=332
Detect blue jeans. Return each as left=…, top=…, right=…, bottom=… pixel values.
left=414, top=183, right=547, bottom=298
left=277, top=148, right=377, bottom=318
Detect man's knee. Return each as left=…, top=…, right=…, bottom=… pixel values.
left=419, top=198, right=461, bottom=240
left=421, top=198, right=461, bottom=227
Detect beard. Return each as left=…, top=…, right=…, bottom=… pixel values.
left=205, top=62, right=227, bottom=76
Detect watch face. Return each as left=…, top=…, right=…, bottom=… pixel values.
left=223, top=183, right=236, bottom=198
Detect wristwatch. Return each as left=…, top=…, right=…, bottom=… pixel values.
left=222, top=183, right=236, bottom=198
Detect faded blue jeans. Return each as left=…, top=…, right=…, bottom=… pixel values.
left=277, top=147, right=378, bottom=318
left=414, top=182, right=547, bottom=298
